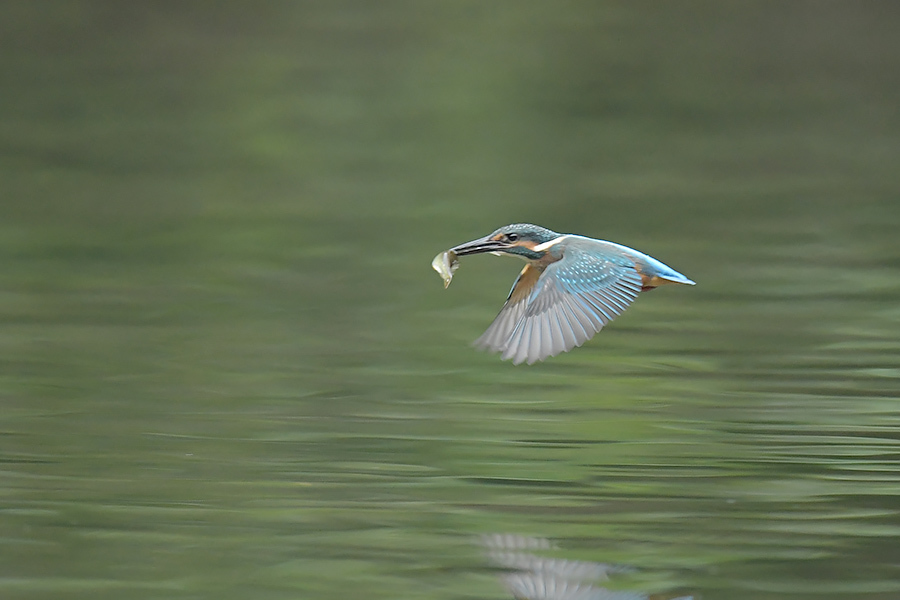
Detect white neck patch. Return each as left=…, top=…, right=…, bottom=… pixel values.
left=533, top=235, right=568, bottom=252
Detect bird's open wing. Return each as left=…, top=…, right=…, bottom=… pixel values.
left=476, top=242, right=642, bottom=365
left=473, top=263, right=543, bottom=353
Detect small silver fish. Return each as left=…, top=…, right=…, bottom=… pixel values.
left=431, top=250, right=459, bottom=288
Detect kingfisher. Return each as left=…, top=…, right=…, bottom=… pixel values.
left=444, top=223, right=695, bottom=365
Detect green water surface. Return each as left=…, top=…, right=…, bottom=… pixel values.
left=2, top=2, right=900, bottom=599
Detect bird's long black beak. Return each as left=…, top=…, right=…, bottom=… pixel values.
left=450, top=234, right=511, bottom=256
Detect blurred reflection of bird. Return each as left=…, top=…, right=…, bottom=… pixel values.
left=449, top=224, right=695, bottom=365
left=480, top=533, right=695, bottom=600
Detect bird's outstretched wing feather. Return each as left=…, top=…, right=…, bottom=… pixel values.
left=475, top=241, right=642, bottom=365
left=473, top=263, right=542, bottom=352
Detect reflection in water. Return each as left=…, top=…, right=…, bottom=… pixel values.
left=481, top=534, right=694, bottom=600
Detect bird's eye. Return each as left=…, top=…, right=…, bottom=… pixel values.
left=506, top=233, right=519, bottom=242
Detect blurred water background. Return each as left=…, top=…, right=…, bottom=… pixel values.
left=2, top=2, right=900, bottom=599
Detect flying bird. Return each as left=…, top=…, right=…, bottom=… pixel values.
left=441, top=224, right=695, bottom=365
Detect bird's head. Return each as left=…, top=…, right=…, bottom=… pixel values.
left=451, top=224, right=560, bottom=261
